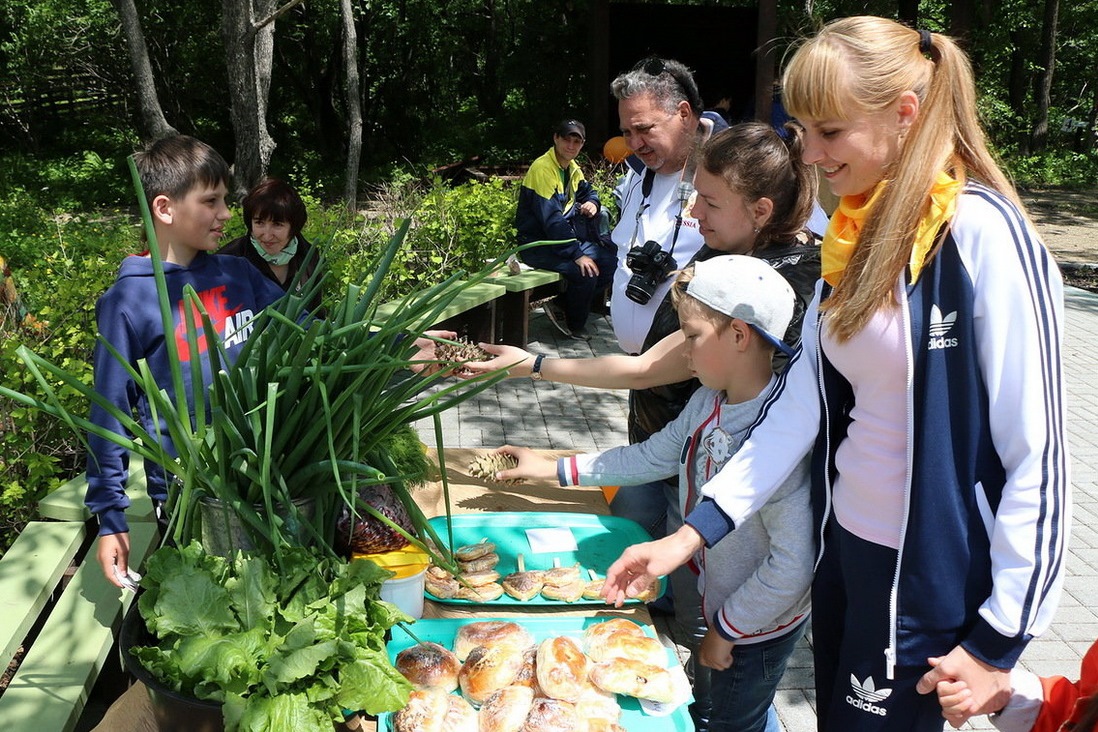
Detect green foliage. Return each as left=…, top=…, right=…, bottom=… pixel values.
left=134, top=543, right=412, bottom=730
left=1007, top=149, right=1098, bottom=189
left=327, top=176, right=518, bottom=301
left=0, top=209, right=134, bottom=552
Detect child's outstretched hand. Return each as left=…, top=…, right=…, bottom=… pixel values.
left=493, top=445, right=558, bottom=483
left=457, top=344, right=534, bottom=379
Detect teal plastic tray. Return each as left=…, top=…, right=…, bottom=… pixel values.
left=379, top=616, right=694, bottom=731
left=427, top=511, right=663, bottom=606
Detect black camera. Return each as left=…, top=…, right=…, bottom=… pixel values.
left=625, top=240, right=676, bottom=304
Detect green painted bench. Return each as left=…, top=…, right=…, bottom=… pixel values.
left=0, top=462, right=158, bottom=731
left=373, top=280, right=506, bottom=344
left=38, top=455, right=155, bottom=523
left=493, top=269, right=563, bottom=347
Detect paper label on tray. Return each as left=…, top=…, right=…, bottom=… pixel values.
left=525, top=527, right=578, bottom=552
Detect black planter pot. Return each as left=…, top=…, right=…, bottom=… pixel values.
left=119, top=601, right=225, bottom=732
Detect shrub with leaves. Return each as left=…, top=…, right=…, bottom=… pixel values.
left=328, top=176, right=518, bottom=301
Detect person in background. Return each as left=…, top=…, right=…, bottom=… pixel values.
left=220, top=177, right=322, bottom=312
left=601, top=17, right=1069, bottom=732
left=88, top=136, right=288, bottom=587
left=514, top=119, right=615, bottom=340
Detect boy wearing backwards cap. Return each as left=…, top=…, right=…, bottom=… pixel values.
left=495, top=255, right=813, bottom=732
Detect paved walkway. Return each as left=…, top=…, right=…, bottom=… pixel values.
left=414, top=285, right=1098, bottom=731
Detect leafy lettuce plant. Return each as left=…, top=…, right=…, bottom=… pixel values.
left=133, top=542, right=412, bottom=730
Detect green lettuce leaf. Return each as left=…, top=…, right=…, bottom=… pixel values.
left=236, top=692, right=332, bottom=732
left=334, top=646, right=413, bottom=714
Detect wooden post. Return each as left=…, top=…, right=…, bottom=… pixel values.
left=754, top=0, right=778, bottom=125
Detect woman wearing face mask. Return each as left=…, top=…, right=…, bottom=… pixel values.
left=220, top=178, right=321, bottom=311
left=602, top=17, right=1069, bottom=732
left=464, top=121, right=820, bottom=732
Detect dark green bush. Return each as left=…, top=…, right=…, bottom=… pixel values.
left=327, top=176, right=518, bottom=301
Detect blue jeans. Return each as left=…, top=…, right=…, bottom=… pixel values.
left=708, top=624, right=805, bottom=732
left=519, top=242, right=615, bottom=331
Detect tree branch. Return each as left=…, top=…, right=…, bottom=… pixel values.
left=255, top=0, right=306, bottom=31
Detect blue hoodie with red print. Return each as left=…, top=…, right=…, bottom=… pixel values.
left=85, top=252, right=285, bottom=536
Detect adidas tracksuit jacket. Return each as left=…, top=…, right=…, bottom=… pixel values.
left=686, top=183, right=1070, bottom=677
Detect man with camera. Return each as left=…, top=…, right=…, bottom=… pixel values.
left=515, top=119, right=617, bottom=340
left=606, top=57, right=727, bottom=531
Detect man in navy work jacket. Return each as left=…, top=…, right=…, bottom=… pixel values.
left=514, top=119, right=616, bottom=340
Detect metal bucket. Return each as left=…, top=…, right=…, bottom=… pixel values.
left=198, top=496, right=316, bottom=557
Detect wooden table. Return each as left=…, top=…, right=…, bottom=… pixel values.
left=93, top=448, right=653, bottom=731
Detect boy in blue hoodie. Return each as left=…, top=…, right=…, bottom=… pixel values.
left=87, top=136, right=287, bottom=587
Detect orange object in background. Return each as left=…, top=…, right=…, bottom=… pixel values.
left=602, top=136, right=631, bottom=164
left=600, top=485, right=620, bottom=505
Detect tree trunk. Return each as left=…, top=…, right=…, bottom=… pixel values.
left=340, top=0, right=362, bottom=211
left=949, top=0, right=975, bottom=43
left=113, top=0, right=176, bottom=141
left=222, top=0, right=304, bottom=197
left=897, top=0, right=919, bottom=28
left=1029, top=0, right=1059, bottom=152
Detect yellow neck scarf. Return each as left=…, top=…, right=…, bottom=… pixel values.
left=821, top=171, right=963, bottom=286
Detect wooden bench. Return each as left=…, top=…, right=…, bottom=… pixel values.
left=493, top=269, right=562, bottom=347
left=0, top=462, right=157, bottom=731
left=373, top=280, right=506, bottom=344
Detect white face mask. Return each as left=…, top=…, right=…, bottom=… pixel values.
left=250, top=235, right=298, bottom=266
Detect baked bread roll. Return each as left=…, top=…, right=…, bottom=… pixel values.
left=585, top=632, right=666, bottom=667
left=460, top=569, right=502, bottom=587
left=458, top=552, right=500, bottom=573
left=392, top=688, right=449, bottom=732
left=582, top=619, right=645, bottom=652
left=395, top=641, right=461, bottom=691
left=589, top=658, right=676, bottom=703
left=478, top=685, right=535, bottom=732
left=574, top=682, right=622, bottom=726
left=444, top=693, right=478, bottom=732
left=425, top=566, right=459, bottom=599
left=456, top=581, right=504, bottom=602
left=542, top=563, right=581, bottom=587
left=455, top=540, right=497, bottom=562
left=501, top=570, right=545, bottom=601
left=535, top=636, right=589, bottom=702
left=458, top=644, right=526, bottom=705
left=521, top=697, right=578, bottom=732
left=581, top=577, right=604, bottom=600
left=453, top=621, right=534, bottom=661
left=539, top=579, right=585, bottom=602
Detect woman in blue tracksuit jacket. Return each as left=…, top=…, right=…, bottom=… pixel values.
left=602, top=17, right=1070, bottom=732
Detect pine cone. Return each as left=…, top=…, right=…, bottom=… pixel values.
left=435, top=336, right=490, bottom=366
left=335, top=483, right=416, bottom=555
left=468, top=452, right=523, bottom=485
